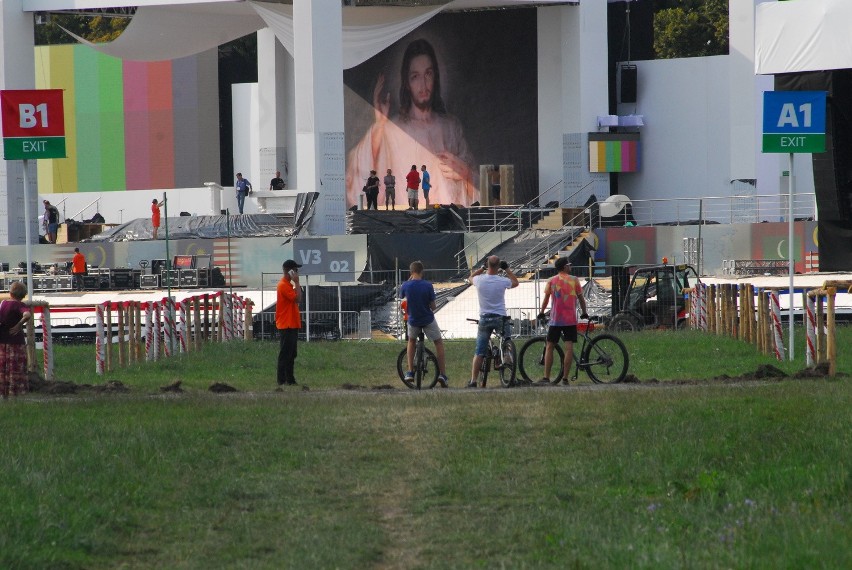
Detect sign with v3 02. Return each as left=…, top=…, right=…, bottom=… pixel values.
left=762, top=91, right=826, bottom=153
left=1, top=89, right=66, bottom=160
left=292, top=237, right=355, bottom=281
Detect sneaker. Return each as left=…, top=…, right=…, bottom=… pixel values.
left=437, top=374, right=449, bottom=388
left=536, top=378, right=551, bottom=385
left=561, top=377, right=570, bottom=385
left=466, top=380, right=478, bottom=388
left=404, top=371, right=414, bottom=382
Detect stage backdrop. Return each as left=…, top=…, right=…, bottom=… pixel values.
left=343, top=8, right=538, bottom=208
left=34, top=44, right=220, bottom=194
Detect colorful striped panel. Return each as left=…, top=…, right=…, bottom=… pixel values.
left=32, top=45, right=214, bottom=194
left=588, top=133, right=641, bottom=173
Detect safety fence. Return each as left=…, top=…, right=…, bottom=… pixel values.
left=688, top=281, right=849, bottom=375
left=92, top=291, right=253, bottom=375
left=803, top=282, right=849, bottom=376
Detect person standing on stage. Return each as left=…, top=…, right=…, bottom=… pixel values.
left=43, top=200, right=60, bottom=243
left=364, top=170, right=381, bottom=210
left=71, top=248, right=87, bottom=292
left=269, top=170, right=285, bottom=190
left=276, top=259, right=302, bottom=386
left=421, top=164, right=432, bottom=208
left=235, top=172, right=253, bottom=215
left=384, top=168, right=396, bottom=210
left=151, top=198, right=165, bottom=239
left=405, top=164, right=421, bottom=210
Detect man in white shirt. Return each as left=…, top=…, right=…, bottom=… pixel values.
left=469, top=255, right=519, bottom=387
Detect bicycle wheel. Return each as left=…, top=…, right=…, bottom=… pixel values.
left=518, top=337, right=564, bottom=383
left=499, top=339, right=517, bottom=387
left=414, top=342, right=424, bottom=389
left=397, top=345, right=439, bottom=389
left=583, top=334, right=629, bottom=384
left=477, top=346, right=491, bottom=388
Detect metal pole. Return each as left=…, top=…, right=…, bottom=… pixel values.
left=163, top=191, right=174, bottom=354
left=337, top=282, right=343, bottom=339
left=788, top=153, right=795, bottom=360
left=227, top=209, right=233, bottom=297
left=22, top=160, right=34, bottom=300
left=697, top=199, right=704, bottom=277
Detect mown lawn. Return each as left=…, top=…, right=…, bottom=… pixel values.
left=0, top=329, right=849, bottom=569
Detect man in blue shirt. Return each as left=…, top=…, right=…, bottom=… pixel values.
left=399, top=260, right=448, bottom=387
left=235, top=172, right=252, bottom=214
left=420, top=164, right=431, bottom=208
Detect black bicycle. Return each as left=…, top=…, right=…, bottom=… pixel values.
left=396, top=330, right=439, bottom=389
left=518, top=318, right=629, bottom=384
left=467, top=316, right=517, bottom=387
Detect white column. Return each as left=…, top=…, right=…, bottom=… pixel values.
left=257, top=28, right=294, bottom=189
left=293, top=0, right=346, bottom=235
left=0, top=0, right=37, bottom=245
left=538, top=3, right=609, bottom=207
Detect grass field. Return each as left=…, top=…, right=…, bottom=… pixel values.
left=0, top=329, right=849, bottom=568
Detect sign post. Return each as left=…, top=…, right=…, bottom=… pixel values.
left=762, top=90, right=826, bottom=361
left=1, top=89, right=66, bottom=300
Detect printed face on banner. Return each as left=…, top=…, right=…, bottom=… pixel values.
left=343, top=9, right=538, bottom=208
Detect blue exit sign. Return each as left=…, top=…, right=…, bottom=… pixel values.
left=763, top=91, right=826, bottom=153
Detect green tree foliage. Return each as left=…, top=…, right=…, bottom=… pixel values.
left=34, top=14, right=129, bottom=46
left=654, top=0, right=728, bottom=59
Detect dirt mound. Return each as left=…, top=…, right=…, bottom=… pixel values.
left=160, top=381, right=183, bottom=393
left=209, top=382, right=238, bottom=393
left=28, top=377, right=128, bottom=394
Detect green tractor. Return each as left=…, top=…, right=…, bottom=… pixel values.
left=608, top=263, right=699, bottom=332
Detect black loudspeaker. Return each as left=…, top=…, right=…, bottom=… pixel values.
left=620, top=65, right=637, bottom=104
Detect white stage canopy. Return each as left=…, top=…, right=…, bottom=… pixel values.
left=58, top=0, right=574, bottom=68
left=755, top=0, right=852, bottom=75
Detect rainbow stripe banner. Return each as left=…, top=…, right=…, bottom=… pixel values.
left=589, top=132, right=640, bottom=173
left=34, top=44, right=218, bottom=193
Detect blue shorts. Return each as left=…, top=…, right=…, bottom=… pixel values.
left=474, top=314, right=512, bottom=356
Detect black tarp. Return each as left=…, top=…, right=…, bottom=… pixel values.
left=568, top=238, right=596, bottom=272
left=86, top=214, right=293, bottom=242
left=367, top=233, right=466, bottom=274
left=818, top=220, right=852, bottom=271
left=348, top=206, right=467, bottom=234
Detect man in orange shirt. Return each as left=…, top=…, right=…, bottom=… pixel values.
left=71, top=248, right=87, bottom=292
left=276, top=259, right=302, bottom=386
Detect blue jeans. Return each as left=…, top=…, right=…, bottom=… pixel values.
left=236, top=191, right=247, bottom=214
left=474, top=314, right=512, bottom=356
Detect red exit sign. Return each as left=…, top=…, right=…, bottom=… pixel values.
left=1, top=89, right=66, bottom=159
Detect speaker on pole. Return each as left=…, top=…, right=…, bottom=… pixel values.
left=620, top=65, right=637, bottom=104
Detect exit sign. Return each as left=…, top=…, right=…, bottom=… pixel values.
left=762, top=91, right=826, bottom=153
left=1, top=89, right=66, bottom=160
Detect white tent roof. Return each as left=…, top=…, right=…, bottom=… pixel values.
left=41, top=0, right=576, bottom=67
left=755, top=0, right=852, bottom=75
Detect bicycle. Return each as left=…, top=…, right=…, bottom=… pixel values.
left=518, top=318, right=629, bottom=384
left=467, top=316, right=517, bottom=387
left=396, top=330, right=440, bottom=389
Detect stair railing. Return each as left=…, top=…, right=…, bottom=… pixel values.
left=455, top=179, right=594, bottom=270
